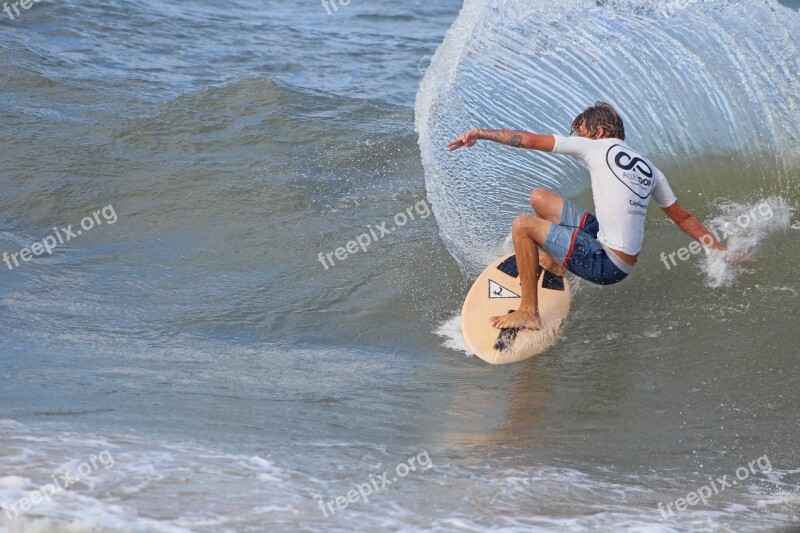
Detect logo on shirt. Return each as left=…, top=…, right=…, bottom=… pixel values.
left=606, top=144, right=654, bottom=199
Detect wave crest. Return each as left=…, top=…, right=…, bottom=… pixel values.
left=416, top=0, right=800, bottom=271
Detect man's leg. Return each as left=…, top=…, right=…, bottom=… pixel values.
left=490, top=214, right=553, bottom=331
left=530, top=187, right=565, bottom=224
left=538, top=248, right=565, bottom=277
left=530, top=187, right=567, bottom=276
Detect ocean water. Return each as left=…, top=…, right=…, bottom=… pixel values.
left=1, top=0, right=799, bottom=531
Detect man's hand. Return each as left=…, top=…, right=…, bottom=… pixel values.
left=448, top=129, right=555, bottom=152
left=726, top=251, right=756, bottom=263
left=448, top=129, right=481, bottom=151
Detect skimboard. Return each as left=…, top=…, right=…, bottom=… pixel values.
left=461, top=254, right=571, bottom=365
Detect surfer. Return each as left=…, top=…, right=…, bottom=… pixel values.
left=448, top=102, right=727, bottom=330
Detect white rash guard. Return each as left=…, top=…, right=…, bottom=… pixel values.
left=551, top=134, right=677, bottom=255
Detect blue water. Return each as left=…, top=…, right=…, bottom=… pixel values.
left=1, top=0, right=799, bottom=531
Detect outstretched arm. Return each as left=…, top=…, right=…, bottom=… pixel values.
left=662, top=201, right=726, bottom=251
left=448, top=129, right=555, bottom=152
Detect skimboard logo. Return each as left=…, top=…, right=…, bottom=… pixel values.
left=488, top=279, right=520, bottom=299
left=606, top=144, right=655, bottom=199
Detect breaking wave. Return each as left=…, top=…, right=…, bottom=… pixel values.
left=416, top=0, right=800, bottom=271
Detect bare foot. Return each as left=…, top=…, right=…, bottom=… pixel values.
left=490, top=309, right=542, bottom=330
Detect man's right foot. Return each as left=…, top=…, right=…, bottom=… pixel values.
left=490, top=309, right=542, bottom=330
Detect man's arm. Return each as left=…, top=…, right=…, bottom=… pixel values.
left=448, top=128, right=555, bottom=152
left=662, top=201, right=726, bottom=251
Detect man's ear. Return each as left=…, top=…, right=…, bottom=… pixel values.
left=595, top=126, right=606, bottom=139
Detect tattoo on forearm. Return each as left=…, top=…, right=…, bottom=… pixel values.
left=478, top=129, right=525, bottom=148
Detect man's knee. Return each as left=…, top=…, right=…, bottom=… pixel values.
left=530, top=187, right=552, bottom=210
left=512, top=214, right=533, bottom=235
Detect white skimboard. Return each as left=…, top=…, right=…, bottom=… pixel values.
left=461, top=254, right=571, bottom=365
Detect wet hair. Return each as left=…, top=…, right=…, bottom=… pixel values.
left=570, top=101, right=626, bottom=140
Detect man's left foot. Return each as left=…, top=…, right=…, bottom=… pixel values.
left=490, top=309, right=541, bottom=330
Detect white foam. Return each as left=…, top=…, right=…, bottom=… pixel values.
left=700, top=196, right=794, bottom=288
left=0, top=477, right=29, bottom=491
left=0, top=420, right=295, bottom=533
left=435, top=314, right=473, bottom=355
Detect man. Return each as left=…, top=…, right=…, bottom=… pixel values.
left=448, top=102, right=726, bottom=331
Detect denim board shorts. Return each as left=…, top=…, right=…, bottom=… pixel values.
left=542, top=199, right=629, bottom=286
